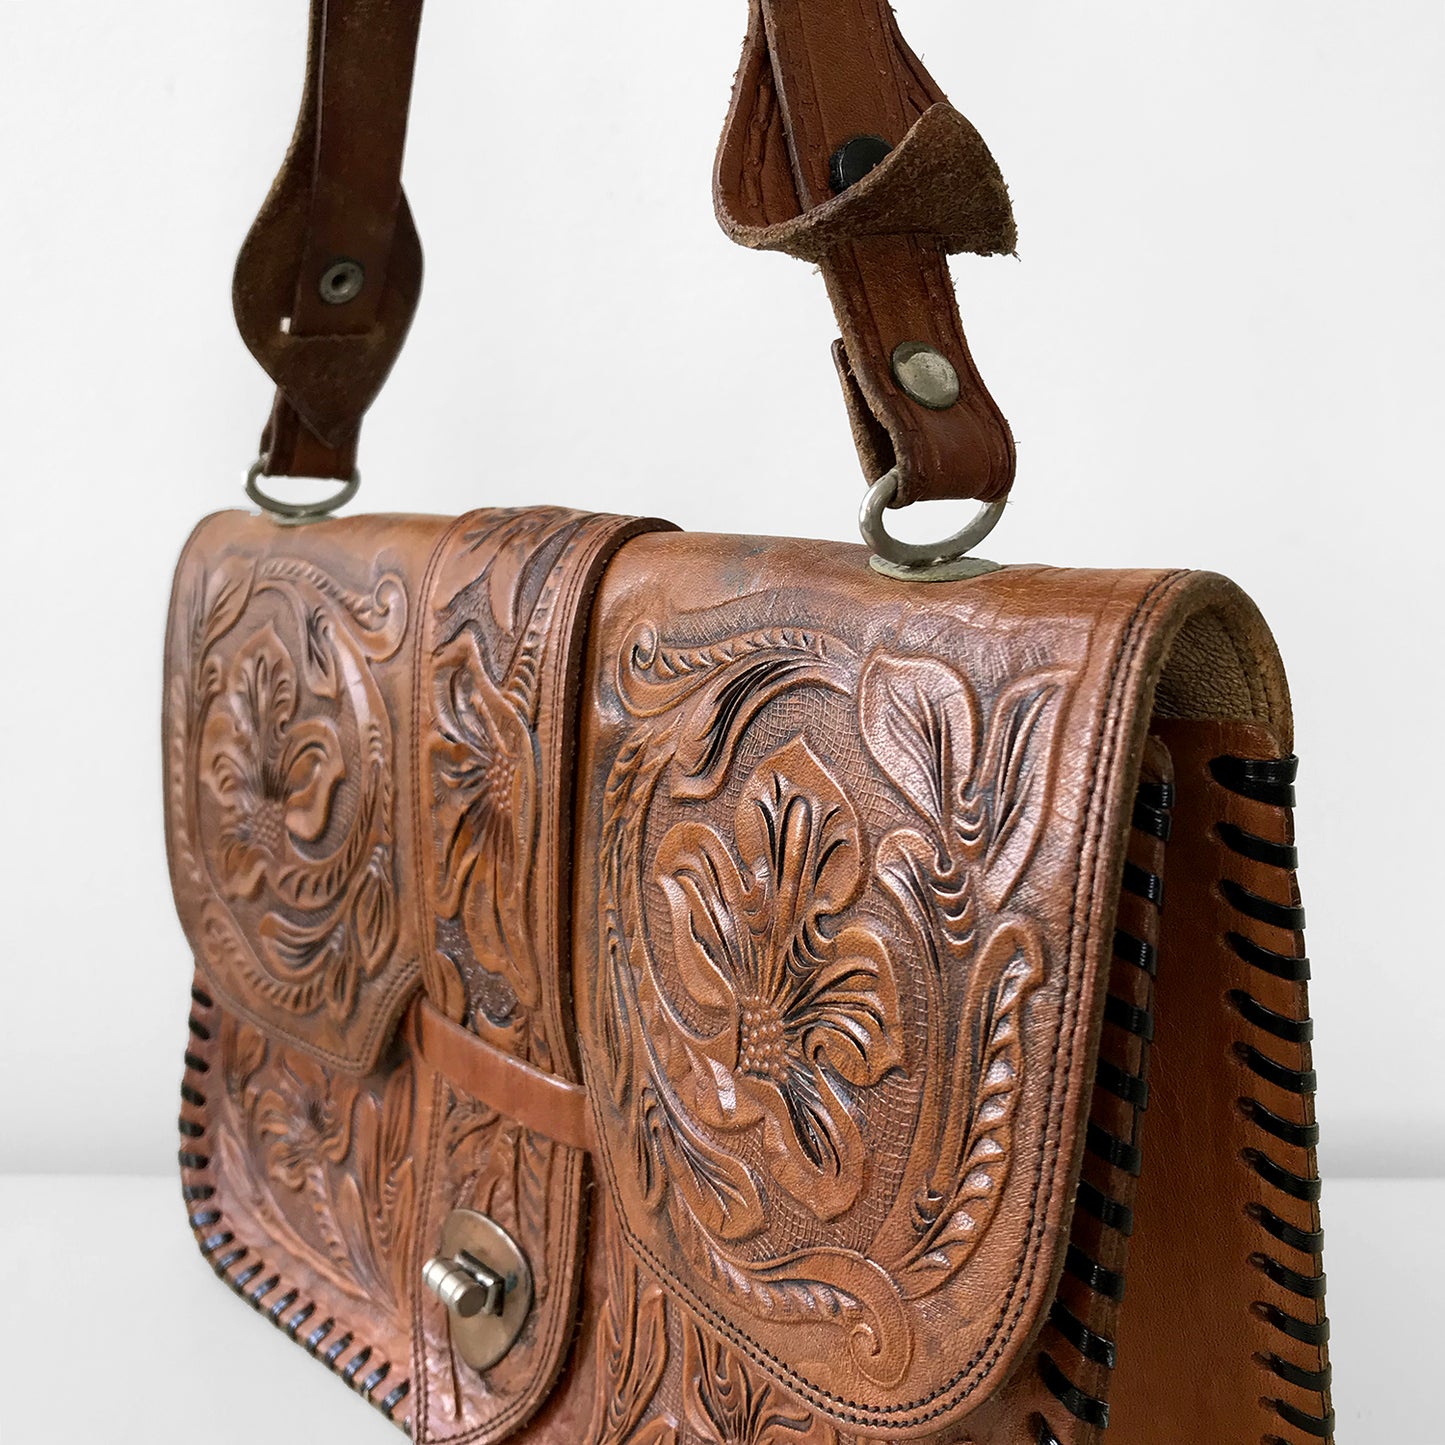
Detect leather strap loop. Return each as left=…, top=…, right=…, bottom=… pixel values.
left=234, top=0, right=425, bottom=479
left=415, top=998, right=595, bottom=1155
left=716, top=0, right=1017, bottom=506
left=233, top=0, right=1016, bottom=506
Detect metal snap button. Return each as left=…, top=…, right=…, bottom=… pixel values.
left=891, top=341, right=961, bottom=410
left=318, top=258, right=365, bottom=305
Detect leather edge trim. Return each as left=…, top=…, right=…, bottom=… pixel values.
left=177, top=975, right=415, bottom=1432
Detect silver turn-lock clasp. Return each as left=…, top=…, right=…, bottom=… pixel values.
left=422, top=1251, right=506, bottom=1319
left=422, top=1210, right=533, bottom=1370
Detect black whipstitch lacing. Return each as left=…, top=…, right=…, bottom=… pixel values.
left=1213, top=753, right=1334, bottom=1444
left=1036, top=772, right=1170, bottom=1437
left=177, top=981, right=413, bottom=1431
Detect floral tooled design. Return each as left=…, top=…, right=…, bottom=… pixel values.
left=684, top=1323, right=839, bottom=1445
left=202, top=625, right=345, bottom=900
left=421, top=508, right=592, bottom=1038
left=590, top=614, right=1073, bottom=1394
left=586, top=1210, right=677, bottom=1445
left=170, top=552, right=407, bottom=1042
left=429, top=631, right=538, bottom=1011
left=859, top=653, right=1064, bottom=1292
left=658, top=738, right=901, bottom=1221
left=215, top=1017, right=416, bottom=1313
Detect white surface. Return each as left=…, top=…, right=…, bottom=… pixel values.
left=0, top=1175, right=1430, bottom=1442
left=1, top=3, right=1443, bottom=1179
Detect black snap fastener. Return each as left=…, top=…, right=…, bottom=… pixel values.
left=828, top=135, right=893, bottom=194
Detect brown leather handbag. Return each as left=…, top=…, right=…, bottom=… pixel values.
left=164, top=4, right=1335, bottom=1442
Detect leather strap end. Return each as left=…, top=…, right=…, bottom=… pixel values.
left=233, top=0, right=425, bottom=473
left=260, top=396, right=359, bottom=482
left=715, top=0, right=1018, bottom=507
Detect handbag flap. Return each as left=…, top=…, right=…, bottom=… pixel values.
left=165, top=511, right=449, bottom=1073
left=167, top=506, right=668, bottom=1444
left=571, top=532, right=1283, bottom=1437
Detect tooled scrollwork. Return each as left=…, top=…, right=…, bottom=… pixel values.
left=587, top=1210, right=678, bottom=1445
left=684, top=1321, right=841, bottom=1445
left=590, top=615, right=1071, bottom=1386
left=170, top=553, right=407, bottom=1028
left=213, top=1015, right=417, bottom=1311
left=421, top=508, right=591, bottom=1049
left=858, top=654, right=1065, bottom=1293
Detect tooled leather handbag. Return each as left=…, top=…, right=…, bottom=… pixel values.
left=164, top=4, right=1336, bottom=1443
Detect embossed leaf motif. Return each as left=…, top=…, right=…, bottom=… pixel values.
left=859, top=653, right=980, bottom=827
left=201, top=624, right=346, bottom=900
left=238, top=1037, right=413, bottom=1311
left=684, top=1323, right=839, bottom=1445
left=429, top=630, right=540, bottom=1006
left=256, top=1057, right=354, bottom=1194
left=974, top=673, right=1068, bottom=912
left=905, top=918, right=1045, bottom=1285
left=658, top=737, right=902, bottom=1221
left=588, top=1210, right=677, bottom=1445
left=861, top=651, right=1064, bottom=1292
left=861, top=653, right=1066, bottom=912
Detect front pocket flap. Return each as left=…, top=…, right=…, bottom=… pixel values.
left=165, top=511, right=453, bottom=1073
left=573, top=534, right=1206, bottom=1437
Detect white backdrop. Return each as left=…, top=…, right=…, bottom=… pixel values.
left=1, top=1, right=1441, bottom=1180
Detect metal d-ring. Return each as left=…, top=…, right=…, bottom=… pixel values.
left=859, top=468, right=1005, bottom=581
left=245, top=454, right=360, bottom=523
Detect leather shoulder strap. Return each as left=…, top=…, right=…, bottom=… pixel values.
left=716, top=0, right=1016, bottom=505
left=234, top=0, right=424, bottom=482
left=233, top=0, right=1016, bottom=508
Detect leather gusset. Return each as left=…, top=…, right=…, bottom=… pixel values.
left=168, top=509, right=1323, bottom=1443
left=717, top=97, right=1016, bottom=262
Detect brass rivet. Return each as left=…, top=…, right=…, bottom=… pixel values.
left=319, top=258, right=365, bottom=305
left=891, top=341, right=960, bottom=410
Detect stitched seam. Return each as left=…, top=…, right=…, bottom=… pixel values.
left=1213, top=752, right=1333, bottom=1439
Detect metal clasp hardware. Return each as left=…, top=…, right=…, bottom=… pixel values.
left=245, top=453, right=361, bottom=524
left=422, top=1210, right=533, bottom=1370
left=859, top=467, right=1005, bottom=582
left=422, top=1250, right=506, bottom=1319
